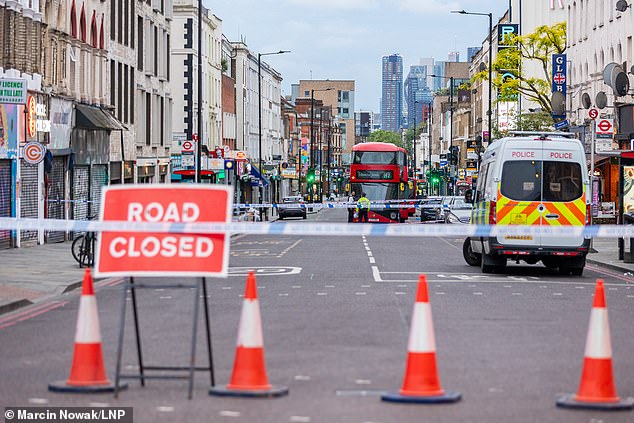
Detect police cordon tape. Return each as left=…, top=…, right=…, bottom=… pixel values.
left=0, top=217, right=632, bottom=238
left=234, top=201, right=431, bottom=209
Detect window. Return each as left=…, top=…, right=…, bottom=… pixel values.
left=137, top=16, right=143, bottom=71
left=353, top=151, right=397, bottom=165
left=304, top=90, right=309, bottom=96
left=501, top=160, right=541, bottom=201
left=542, top=161, right=582, bottom=202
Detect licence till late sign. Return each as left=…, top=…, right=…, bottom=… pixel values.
left=94, top=185, right=233, bottom=278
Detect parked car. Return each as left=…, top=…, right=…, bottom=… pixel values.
left=278, top=196, right=307, bottom=220
left=420, top=197, right=443, bottom=222
left=435, top=196, right=464, bottom=221
left=443, top=197, right=473, bottom=224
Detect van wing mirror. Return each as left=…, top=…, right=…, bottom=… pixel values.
left=464, top=189, right=474, bottom=204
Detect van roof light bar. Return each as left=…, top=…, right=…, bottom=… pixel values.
left=508, top=131, right=576, bottom=139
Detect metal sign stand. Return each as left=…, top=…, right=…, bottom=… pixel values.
left=113, top=277, right=215, bottom=400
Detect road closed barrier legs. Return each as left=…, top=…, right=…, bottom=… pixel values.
left=49, top=269, right=127, bottom=393
left=381, top=274, right=461, bottom=404
left=210, top=272, right=288, bottom=398
left=556, top=279, right=634, bottom=411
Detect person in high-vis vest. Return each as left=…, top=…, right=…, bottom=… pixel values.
left=356, top=192, right=371, bottom=223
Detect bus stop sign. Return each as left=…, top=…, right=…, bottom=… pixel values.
left=95, top=185, right=233, bottom=277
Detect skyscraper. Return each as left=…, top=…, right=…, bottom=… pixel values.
left=405, top=66, right=433, bottom=129
left=381, top=54, right=403, bottom=133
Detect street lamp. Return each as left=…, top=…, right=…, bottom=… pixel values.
left=258, top=50, right=290, bottom=211
left=412, top=100, right=420, bottom=199
left=452, top=9, right=493, bottom=144
left=429, top=74, right=454, bottom=194
left=310, top=87, right=334, bottom=202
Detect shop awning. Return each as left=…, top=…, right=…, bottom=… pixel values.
left=75, top=104, right=124, bottom=130
left=250, top=165, right=270, bottom=187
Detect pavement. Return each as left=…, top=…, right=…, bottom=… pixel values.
left=0, top=228, right=633, bottom=315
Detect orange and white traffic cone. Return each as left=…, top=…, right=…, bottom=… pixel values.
left=382, top=275, right=460, bottom=404
left=49, top=269, right=126, bottom=393
left=209, top=272, right=288, bottom=398
left=557, top=279, right=633, bottom=410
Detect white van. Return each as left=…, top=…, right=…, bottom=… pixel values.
left=463, top=132, right=591, bottom=275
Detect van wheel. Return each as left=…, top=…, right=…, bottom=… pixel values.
left=463, top=238, right=481, bottom=267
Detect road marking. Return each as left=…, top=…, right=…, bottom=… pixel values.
left=159, top=296, right=172, bottom=300
left=157, top=406, right=175, bottom=412
left=356, top=379, right=372, bottom=385
left=294, top=375, right=311, bottom=381
left=325, top=285, right=335, bottom=288
left=277, top=239, right=303, bottom=258
left=219, top=410, right=241, bottom=417
left=28, top=398, right=49, bottom=404
left=292, top=285, right=302, bottom=289
left=222, top=287, right=232, bottom=290
left=367, top=251, right=373, bottom=257
left=229, top=266, right=302, bottom=276
left=355, top=292, right=367, bottom=295
left=369, top=257, right=376, bottom=263
left=553, top=293, right=563, bottom=296
left=290, top=416, right=311, bottom=422
left=512, top=293, right=523, bottom=296
left=394, top=292, right=407, bottom=295
left=279, top=293, right=289, bottom=297
left=89, top=402, right=110, bottom=407
left=473, top=292, right=484, bottom=296
left=317, top=292, right=327, bottom=296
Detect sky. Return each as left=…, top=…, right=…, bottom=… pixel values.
left=209, top=0, right=510, bottom=112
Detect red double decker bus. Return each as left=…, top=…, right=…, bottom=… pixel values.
left=350, top=142, right=413, bottom=223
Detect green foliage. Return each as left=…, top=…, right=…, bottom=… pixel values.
left=368, top=130, right=403, bottom=148
left=473, top=21, right=566, bottom=115
left=221, top=58, right=228, bottom=73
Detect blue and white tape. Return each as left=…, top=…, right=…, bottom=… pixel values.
left=0, top=217, right=631, bottom=239
left=234, top=202, right=431, bottom=209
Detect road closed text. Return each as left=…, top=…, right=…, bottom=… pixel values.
left=96, top=185, right=232, bottom=277
left=109, top=235, right=214, bottom=259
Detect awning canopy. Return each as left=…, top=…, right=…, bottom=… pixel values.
left=75, top=104, right=124, bottom=131
left=250, top=165, right=270, bottom=187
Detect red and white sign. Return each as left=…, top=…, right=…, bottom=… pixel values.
left=596, top=119, right=613, bottom=135
left=182, top=141, right=193, bottom=151
left=589, top=108, right=599, bottom=120
left=23, top=141, right=46, bottom=164
left=94, top=185, right=233, bottom=278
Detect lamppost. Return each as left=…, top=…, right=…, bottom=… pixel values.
left=427, top=101, right=433, bottom=196
left=195, top=0, right=203, bottom=183
left=452, top=10, right=493, bottom=144
left=413, top=100, right=420, bottom=194
left=258, top=50, right=290, bottom=211
left=429, top=74, right=454, bottom=194
left=309, top=87, right=333, bottom=202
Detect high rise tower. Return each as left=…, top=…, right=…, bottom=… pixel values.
left=381, top=54, right=403, bottom=133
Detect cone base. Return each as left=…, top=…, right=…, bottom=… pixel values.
left=48, top=380, right=128, bottom=394
left=381, top=390, right=461, bottom=404
left=556, top=393, right=634, bottom=411
left=209, top=384, right=289, bottom=398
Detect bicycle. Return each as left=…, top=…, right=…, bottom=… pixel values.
left=71, top=217, right=97, bottom=268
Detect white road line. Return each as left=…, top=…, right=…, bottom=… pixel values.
left=372, top=266, right=383, bottom=282
left=219, top=410, right=241, bottom=417
left=355, top=292, right=367, bottom=295
left=512, top=293, right=523, bottom=296
left=369, top=257, right=376, bottom=263
left=317, top=292, right=328, bottom=296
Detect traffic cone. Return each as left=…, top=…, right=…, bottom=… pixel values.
left=382, top=275, right=461, bottom=404
left=49, top=269, right=126, bottom=393
left=557, top=280, right=633, bottom=410
left=210, top=272, right=288, bottom=398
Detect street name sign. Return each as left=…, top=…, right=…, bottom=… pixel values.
left=95, top=185, right=233, bottom=277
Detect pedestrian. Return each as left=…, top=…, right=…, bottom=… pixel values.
left=356, top=192, right=371, bottom=223
left=347, top=191, right=356, bottom=222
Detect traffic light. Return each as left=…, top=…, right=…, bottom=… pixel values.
left=449, top=146, right=460, bottom=165
left=306, top=168, right=315, bottom=183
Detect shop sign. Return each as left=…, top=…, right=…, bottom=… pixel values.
left=26, top=96, right=37, bottom=138
left=281, top=169, right=296, bottom=178
left=35, top=103, right=50, bottom=133
left=0, top=78, right=27, bottom=104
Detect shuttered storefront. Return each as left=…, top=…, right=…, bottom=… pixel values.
left=46, top=156, right=66, bottom=243
left=20, top=162, right=39, bottom=246
left=0, top=160, right=12, bottom=249
left=90, top=164, right=108, bottom=217
left=72, top=165, right=90, bottom=223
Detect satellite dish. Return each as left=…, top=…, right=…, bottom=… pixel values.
left=616, top=0, right=630, bottom=12
left=581, top=93, right=592, bottom=109
left=603, top=63, right=620, bottom=84
left=551, top=91, right=566, bottom=116
left=596, top=91, right=608, bottom=109
left=614, top=71, right=630, bottom=96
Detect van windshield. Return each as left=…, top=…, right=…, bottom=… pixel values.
left=501, top=160, right=583, bottom=202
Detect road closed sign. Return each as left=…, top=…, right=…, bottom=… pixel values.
left=94, top=185, right=233, bottom=278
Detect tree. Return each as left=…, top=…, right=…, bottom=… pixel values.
left=367, top=130, right=403, bottom=148
left=474, top=22, right=566, bottom=115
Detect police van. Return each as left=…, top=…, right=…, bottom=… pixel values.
left=463, top=132, right=591, bottom=275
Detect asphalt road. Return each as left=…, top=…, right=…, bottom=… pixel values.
left=1, top=208, right=634, bottom=423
